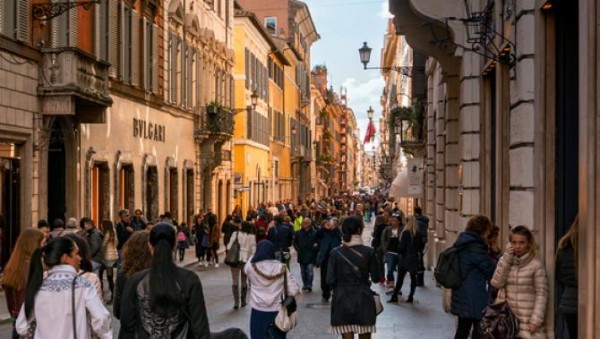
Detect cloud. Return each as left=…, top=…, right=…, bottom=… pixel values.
left=379, top=1, right=393, bottom=19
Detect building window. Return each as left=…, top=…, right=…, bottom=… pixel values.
left=121, top=4, right=133, bottom=84
left=265, top=17, right=277, bottom=35
left=143, top=17, right=158, bottom=91
left=91, top=163, right=110, bottom=226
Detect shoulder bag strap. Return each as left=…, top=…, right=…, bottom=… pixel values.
left=336, top=249, right=361, bottom=273
left=283, top=268, right=289, bottom=299
left=72, top=276, right=77, bottom=339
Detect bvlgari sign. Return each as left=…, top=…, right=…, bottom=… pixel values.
left=133, top=118, right=165, bottom=142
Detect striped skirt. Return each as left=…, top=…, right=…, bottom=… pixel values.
left=330, top=324, right=376, bottom=335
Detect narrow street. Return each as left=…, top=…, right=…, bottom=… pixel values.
left=0, top=221, right=456, bottom=338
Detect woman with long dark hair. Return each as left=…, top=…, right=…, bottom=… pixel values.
left=15, top=237, right=112, bottom=338
left=63, top=233, right=103, bottom=296
left=226, top=220, right=256, bottom=309
left=388, top=216, right=424, bottom=304
left=326, top=215, right=381, bottom=339
left=2, top=228, right=44, bottom=339
left=120, top=223, right=210, bottom=338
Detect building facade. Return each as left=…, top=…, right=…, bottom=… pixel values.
left=388, top=0, right=600, bottom=336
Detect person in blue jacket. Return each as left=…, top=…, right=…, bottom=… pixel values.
left=450, top=215, right=497, bottom=339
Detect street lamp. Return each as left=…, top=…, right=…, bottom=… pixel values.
left=250, top=89, right=259, bottom=110
left=367, top=106, right=374, bottom=120
left=359, top=42, right=413, bottom=77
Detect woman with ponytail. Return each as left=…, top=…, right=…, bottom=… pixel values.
left=326, top=215, right=382, bottom=339
left=2, top=228, right=44, bottom=339
left=15, top=237, right=112, bottom=338
left=120, top=222, right=211, bottom=338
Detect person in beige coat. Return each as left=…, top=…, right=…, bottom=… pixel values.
left=491, top=225, right=548, bottom=339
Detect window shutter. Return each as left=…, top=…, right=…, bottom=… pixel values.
left=131, top=11, right=140, bottom=87
left=120, top=2, right=126, bottom=81
left=142, top=17, right=148, bottom=90
left=16, top=0, right=29, bottom=42
left=94, top=2, right=101, bottom=58
left=152, top=23, right=159, bottom=93
left=196, top=50, right=201, bottom=105
left=69, top=2, right=77, bottom=46
left=108, top=0, right=119, bottom=77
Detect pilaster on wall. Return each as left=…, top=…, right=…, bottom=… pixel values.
left=445, top=76, right=461, bottom=241
left=509, top=1, right=536, bottom=230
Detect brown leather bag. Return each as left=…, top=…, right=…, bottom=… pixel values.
left=480, top=301, right=520, bottom=339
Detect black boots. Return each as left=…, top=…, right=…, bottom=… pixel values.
left=232, top=285, right=240, bottom=310
left=241, top=286, right=248, bottom=307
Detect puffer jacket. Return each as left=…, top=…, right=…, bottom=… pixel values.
left=491, top=251, right=548, bottom=339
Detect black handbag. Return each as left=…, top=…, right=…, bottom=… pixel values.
left=480, top=301, right=520, bottom=339
left=224, top=233, right=242, bottom=266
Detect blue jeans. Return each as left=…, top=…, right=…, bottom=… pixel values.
left=299, top=263, right=314, bottom=289
left=385, top=252, right=399, bottom=282
left=250, top=309, right=284, bottom=339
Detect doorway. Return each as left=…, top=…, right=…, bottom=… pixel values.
left=0, top=152, right=20, bottom=269
left=118, top=164, right=135, bottom=213
left=168, top=167, right=178, bottom=219
left=91, top=162, right=110, bottom=225
left=145, top=166, right=159, bottom=221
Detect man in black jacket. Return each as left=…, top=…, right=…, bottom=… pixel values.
left=116, top=209, right=133, bottom=266
left=80, top=217, right=104, bottom=274
left=414, top=206, right=429, bottom=286
left=293, top=218, right=318, bottom=291
left=267, top=214, right=294, bottom=264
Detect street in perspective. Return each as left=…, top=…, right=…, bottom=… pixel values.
left=0, top=0, right=593, bottom=338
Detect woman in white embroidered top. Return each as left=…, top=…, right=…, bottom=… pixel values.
left=244, top=240, right=300, bottom=339
left=16, top=236, right=112, bottom=339
left=491, top=225, right=548, bottom=339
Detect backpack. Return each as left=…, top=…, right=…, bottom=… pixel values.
left=434, top=243, right=476, bottom=289
left=177, top=231, right=187, bottom=242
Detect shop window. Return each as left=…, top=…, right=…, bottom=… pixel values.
left=91, top=163, right=110, bottom=225
left=185, top=169, right=194, bottom=225
left=146, top=166, right=159, bottom=221
left=168, top=167, right=178, bottom=219
left=119, top=164, right=135, bottom=212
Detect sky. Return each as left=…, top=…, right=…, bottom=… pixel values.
left=302, top=0, right=392, bottom=151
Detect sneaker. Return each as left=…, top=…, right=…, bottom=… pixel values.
left=215, top=263, right=219, bottom=268
left=405, top=297, right=414, bottom=303
left=387, top=296, right=399, bottom=303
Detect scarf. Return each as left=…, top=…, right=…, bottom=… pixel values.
left=342, top=234, right=363, bottom=247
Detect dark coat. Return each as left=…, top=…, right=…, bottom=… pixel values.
left=371, top=222, right=388, bottom=251
left=326, top=245, right=382, bottom=327
left=415, top=215, right=429, bottom=245
left=315, top=228, right=342, bottom=266
left=397, top=230, right=423, bottom=272
left=267, top=222, right=294, bottom=252
left=116, top=221, right=131, bottom=250
left=293, top=227, right=318, bottom=264
left=82, top=227, right=104, bottom=262
left=556, top=242, right=577, bottom=314
left=120, top=267, right=210, bottom=339
left=450, top=231, right=497, bottom=319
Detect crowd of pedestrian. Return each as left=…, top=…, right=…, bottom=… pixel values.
left=0, top=191, right=580, bottom=339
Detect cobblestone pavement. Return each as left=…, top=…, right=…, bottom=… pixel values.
left=0, top=221, right=456, bottom=338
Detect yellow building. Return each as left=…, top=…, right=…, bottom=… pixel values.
left=233, top=7, right=290, bottom=213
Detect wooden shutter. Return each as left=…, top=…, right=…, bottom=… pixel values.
left=142, top=17, right=148, bottom=90
left=120, top=2, right=126, bottom=82
left=69, top=1, right=77, bottom=46
left=95, top=2, right=101, bottom=58
left=152, top=23, right=159, bottom=93
left=108, top=0, right=119, bottom=77
left=131, top=11, right=140, bottom=87
left=16, top=0, right=29, bottom=42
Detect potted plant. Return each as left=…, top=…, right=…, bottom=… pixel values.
left=206, top=101, right=221, bottom=114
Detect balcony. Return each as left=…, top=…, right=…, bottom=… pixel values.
left=39, top=47, right=112, bottom=122
left=195, top=105, right=234, bottom=141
